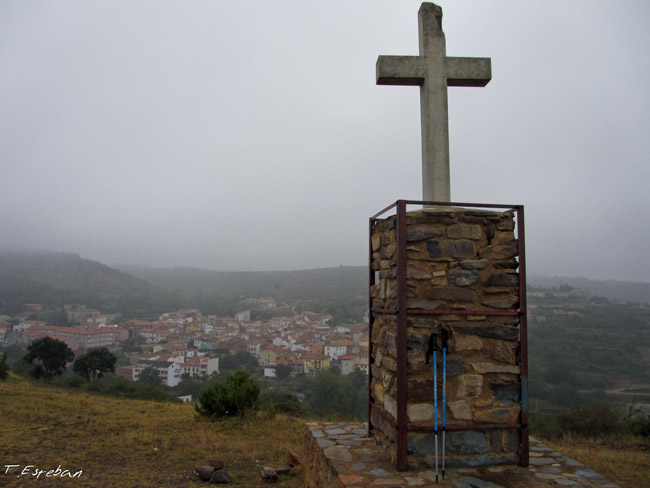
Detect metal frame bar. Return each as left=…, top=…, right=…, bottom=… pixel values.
left=368, top=200, right=528, bottom=470
left=396, top=201, right=409, bottom=470
left=516, top=205, right=529, bottom=466
left=371, top=308, right=519, bottom=316
left=368, top=214, right=375, bottom=435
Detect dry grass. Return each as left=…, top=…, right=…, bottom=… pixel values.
left=0, top=376, right=305, bottom=487
left=544, top=435, right=650, bottom=488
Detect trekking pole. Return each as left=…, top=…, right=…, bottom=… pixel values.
left=441, top=329, right=450, bottom=480
left=426, top=333, right=439, bottom=483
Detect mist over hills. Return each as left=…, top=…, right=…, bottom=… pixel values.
left=1, top=251, right=649, bottom=318
left=0, top=251, right=367, bottom=317
left=0, top=250, right=150, bottom=294
left=115, top=264, right=367, bottom=302
left=528, top=275, right=650, bottom=305
left=2, top=250, right=650, bottom=411
left=0, top=251, right=159, bottom=315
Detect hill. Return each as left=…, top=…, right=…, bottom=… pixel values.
left=116, top=264, right=367, bottom=302
left=527, top=288, right=650, bottom=413
left=0, top=251, right=162, bottom=316
left=0, top=251, right=367, bottom=320
left=530, top=275, right=650, bottom=305
left=0, top=377, right=304, bottom=487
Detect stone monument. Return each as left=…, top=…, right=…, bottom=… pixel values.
left=369, top=3, right=528, bottom=472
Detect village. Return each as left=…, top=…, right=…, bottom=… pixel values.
left=0, top=299, right=370, bottom=389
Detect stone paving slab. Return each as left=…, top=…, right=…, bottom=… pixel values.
left=303, top=423, right=621, bottom=488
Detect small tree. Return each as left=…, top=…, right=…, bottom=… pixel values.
left=23, top=337, right=74, bottom=381
left=260, top=388, right=302, bottom=417
left=72, top=348, right=117, bottom=382
left=195, top=369, right=260, bottom=419
left=275, top=363, right=293, bottom=380
left=138, top=366, right=162, bottom=385
left=0, top=353, right=9, bottom=380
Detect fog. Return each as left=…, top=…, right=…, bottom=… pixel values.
left=1, top=1, right=649, bottom=281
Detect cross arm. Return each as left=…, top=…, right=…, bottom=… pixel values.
left=376, top=55, right=426, bottom=86
left=445, top=57, right=492, bottom=87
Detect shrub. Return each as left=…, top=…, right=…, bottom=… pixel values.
left=557, top=403, right=620, bottom=437
left=23, top=337, right=75, bottom=380
left=626, top=416, right=650, bottom=437
left=529, top=411, right=562, bottom=439
left=0, top=353, right=9, bottom=380
left=72, top=348, right=117, bottom=382
left=260, top=388, right=302, bottom=417
left=138, top=366, right=162, bottom=385
left=195, top=370, right=260, bottom=419
left=303, top=369, right=367, bottom=420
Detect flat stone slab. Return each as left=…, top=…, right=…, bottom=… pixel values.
left=317, top=438, right=336, bottom=448
left=303, top=423, right=622, bottom=488
left=529, top=457, right=556, bottom=466
left=368, top=467, right=392, bottom=477
left=323, top=446, right=353, bottom=463
left=573, top=469, right=602, bottom=478
left=453, top=476, right=508, bottom=488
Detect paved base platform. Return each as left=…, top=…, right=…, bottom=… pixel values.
left=303, top=422, right=621, bottom=488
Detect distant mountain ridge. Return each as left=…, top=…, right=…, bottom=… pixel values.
left=1, top=251, right=648, bottom=317
left=0, top=250, right=150, bottom=293
left=0, top=251, right=157, bottom=315
left=115, top=264, right=367, bottom=302
left=529, top=275, right=650, bottom=305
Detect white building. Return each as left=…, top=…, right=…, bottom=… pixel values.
left=324, top=343, right=347, bottom=360
left=182, top=356, right=220, bottom=379
left=132, top=360, right=182, bottom=387
left=341, top=355, right=356, bottom=376
left=247, top=342, right=261, bottom=357
left=139, top=329, right=168, bottom=344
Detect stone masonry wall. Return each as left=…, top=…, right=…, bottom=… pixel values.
left=369, top=207, right=522, bottom=469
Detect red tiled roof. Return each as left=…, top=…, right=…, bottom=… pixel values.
left=28, top=325, right=125, bottom=336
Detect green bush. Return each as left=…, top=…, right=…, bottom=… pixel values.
left=532, top=402, right=623, bottom=440
left=557, top=403, right=620, bottom=437
left=23, top=337, right=75, bottom=380
left=52, top=374, right=86, bottom=389
left=195, top=370, right=260, bottom=419
left=260, top=388, right=302, bottom=417
left=303, top=369, right=367, bottom=420
left=0, top=353, right=9, bottom=380
left=627, top=416, right=650, bottom=437
left=529, top=411, right=562, bottom=439
left=72, top=348, right=117, bottom=382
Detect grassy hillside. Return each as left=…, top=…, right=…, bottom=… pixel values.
left=1, top=377, right=648, bottom=487
left=0, top=376, right=304, bottom=487
left=527, top=289, right=650, bottom=414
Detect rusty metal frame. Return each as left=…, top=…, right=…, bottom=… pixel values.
left=368, top=200, right=528, bottom=470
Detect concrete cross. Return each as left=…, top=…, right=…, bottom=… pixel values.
left=377, top=2, right=491, bottom=202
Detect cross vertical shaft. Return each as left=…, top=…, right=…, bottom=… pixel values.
left=376, top=3, right=491, bottom=202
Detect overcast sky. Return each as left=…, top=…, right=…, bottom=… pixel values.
left=1, top=1, right=649, bottom=281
